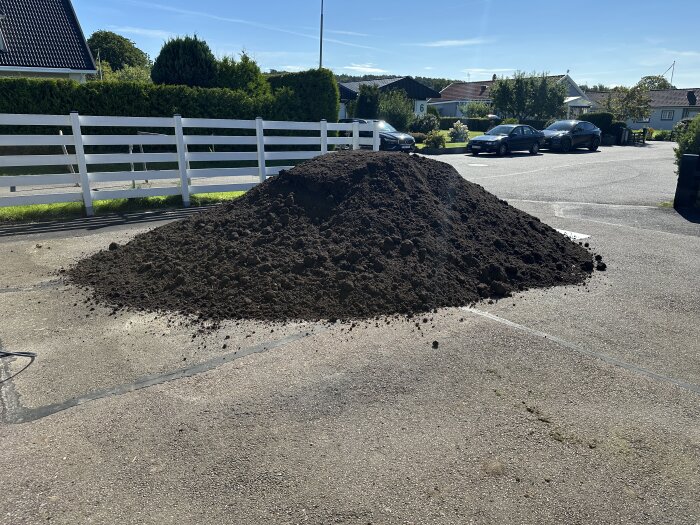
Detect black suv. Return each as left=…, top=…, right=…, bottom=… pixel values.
left=542, top=120, right=601, bottom=152
left=339, top=118, right=415, bottom=151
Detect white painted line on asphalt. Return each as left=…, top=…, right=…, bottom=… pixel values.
left=468, top=163, right=489, bottom=167
left=462, top=307, right=700, bottom=395
left=555, top=229, right=590, bottom=241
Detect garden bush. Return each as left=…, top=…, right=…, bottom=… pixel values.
left=654, top=130, right=671, bottom=141
left=501, top=118, right=519, bottom=124
left=675, top=114, right=700, bottom=165
left=424, top=130, right=446, bottom=149
left=378, top=89, right=414, bottom=131
left=448, top=120, right=468, bottom=142
left=439, top=117, right=462, bottom=130
left=645, top=127, right=655, bottom=140
left=409, top=132, right=427, bottom=144
left=267, top=68, right=339, bottom=122
left=410, top=114, right=440, bottom=133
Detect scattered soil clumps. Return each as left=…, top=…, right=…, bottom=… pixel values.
left=70, top=151, right=596, bottom=321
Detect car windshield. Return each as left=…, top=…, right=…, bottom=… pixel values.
left=377, top=121, right=397, bottom=132
left=486, top=125, right=515, bottom=135
left=546, top=121, right=576, bottom=131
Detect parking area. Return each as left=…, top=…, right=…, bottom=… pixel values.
left=1, top=143, right=699, bottom=524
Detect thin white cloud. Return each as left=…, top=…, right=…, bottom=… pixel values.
left=328, top=29, right=369, bottom=37
left=413, top=39, right=489, bottom=48
left=108, top=25, right=173, bottom=40
left=343, top=63, right=388, bottom=74
left=128, top=1, right=379, bottom=50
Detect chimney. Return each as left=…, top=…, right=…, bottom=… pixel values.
left=480, top=85, right=487, bottom=95
left=688, top=90, right=697, bottom=106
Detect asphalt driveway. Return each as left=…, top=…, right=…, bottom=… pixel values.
left=1, top=142, right=698, bottom=524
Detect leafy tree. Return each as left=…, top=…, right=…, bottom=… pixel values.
left=379, top=89, right=414, bottom=131
left=355, top=84, right=380, bottom=119
left=528, top=73, right=566, bottom=120
left=602, top=85, right=651, bottom=122
left=490, top=72, right=565, bottom=120
left=151, top=36, right=217, bottom=88
left=87, top=30, right=150, bottom=70
left=112, top=65, right=153, bottom=84
left=216, top=53, right=270, bottom=95
left=579, top=83, right=612, bottom=92
left=458, top=101, right=490, bottom=118
left=636, top=75, right=675, bottom=90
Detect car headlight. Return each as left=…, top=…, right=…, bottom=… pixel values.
left=384, top=138, right=398, bottom=144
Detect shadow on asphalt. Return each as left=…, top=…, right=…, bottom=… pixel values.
left=0, top=206, right=207, bottom=238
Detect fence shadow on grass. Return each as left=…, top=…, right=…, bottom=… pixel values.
left=0, top=205, right=208, bottom=238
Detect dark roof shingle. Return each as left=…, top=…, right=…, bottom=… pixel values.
left=0, top=0, right=95, bottom=71
left=339, top=77, right=441, bottom=101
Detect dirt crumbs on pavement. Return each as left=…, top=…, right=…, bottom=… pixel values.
left=69, top=151, right=597, bottom=321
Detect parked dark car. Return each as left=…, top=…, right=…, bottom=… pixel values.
left=541, top=120, right=601, bottom=152
left=467, top=124, right=544, bottom=156
left=338, top=118, right=415, bottom=151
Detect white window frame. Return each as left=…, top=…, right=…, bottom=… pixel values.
left=661, top=110, right=675, bottom=121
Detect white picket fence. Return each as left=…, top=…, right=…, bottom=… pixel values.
left=0, top=113, right=381, bottom=215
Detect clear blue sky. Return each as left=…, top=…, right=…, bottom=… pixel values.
left=73, top=0, right=700, bottom=87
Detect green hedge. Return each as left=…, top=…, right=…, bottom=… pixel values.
left=268, top=68, right=339, bottom=122
left=0, top=72, right=339, bottom=123
left=579, top=112, right=614, bottom=134
left=0, top=78, right=271, bottom=119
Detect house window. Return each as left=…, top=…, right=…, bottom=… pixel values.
left=635, top=117, right=650, bottom=123
left=661, top=110, right=674, bottom=120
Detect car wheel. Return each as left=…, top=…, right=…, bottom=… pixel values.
left=588, top=137, right=600, bottom=151
left=529, top=142, right=539, bottom=155
left=497, top=143, right=508, bottom=156
left=472, top=151, right=479, bottom=156
left=560, top=138, right=572, bottom=153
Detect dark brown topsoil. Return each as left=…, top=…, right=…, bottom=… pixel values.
left=69, top=151, right=597, bottom=322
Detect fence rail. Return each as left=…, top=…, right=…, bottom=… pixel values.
left=0, top=113, right=381, bottom=215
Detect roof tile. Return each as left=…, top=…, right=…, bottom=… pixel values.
left=0, top=0, right=95, bottom=71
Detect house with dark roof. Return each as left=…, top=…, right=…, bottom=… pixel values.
left=587, top=88, right=699, bottom=131
left=0, top=0, right=96, bottom=82
left=337, top=77, right=441, bottom=119
left=430, top=74, right=590, bottom=119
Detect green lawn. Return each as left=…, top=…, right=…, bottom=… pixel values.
left=415, top=130, right=484, bottom=150
left=0, top=191, right=244, bottom=223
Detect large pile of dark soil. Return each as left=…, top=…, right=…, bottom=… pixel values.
left=70, top=151, right=598, bottom=321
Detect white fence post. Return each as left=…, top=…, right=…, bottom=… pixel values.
left=352, top=120, right=360, bottom=150
left=320, top=119, right=328, bottom=154
left=255, top=117, right=266, bottom=182
left=173, top=114, right=190, bottom=207
left=373, top=120, right=381, bottom=151
left=69, top=111, right=93, bottom=216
